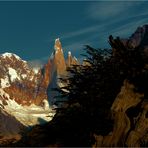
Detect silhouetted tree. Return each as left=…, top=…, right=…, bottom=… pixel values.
left=53, top=40, right=125, bottom=146
left=54, top=36, right=148, bottom=146
left=14, top=35, right=148, bottom=147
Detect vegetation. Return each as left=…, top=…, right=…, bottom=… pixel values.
left=13, top=35, right=148, bottom=147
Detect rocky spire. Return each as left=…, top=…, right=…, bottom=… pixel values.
left=67, top=51, right=79, bottom=67
left=67, top=51, right=72, bottom=67
left=54, top=38, right=63, bottom=53
left=53, top=38, right=66, bottom=76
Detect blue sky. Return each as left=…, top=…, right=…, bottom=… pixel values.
left=0, top=1, right=148, bottom=65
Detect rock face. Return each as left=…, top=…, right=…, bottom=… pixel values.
left=93, top=79, right=147, bottom=147
left=47, top=39, right=79, bottom=105
left=67, top=51, right=78, bottom=67
left=0, top=52, right=44, bottom=106
left=0, top=109, right=25, bottom=145
left=53, top=38, right=67, bottom=76
left=0, top=38, right=78, bottom=142
left=93, top=25, right=148, bottom=147
left=128, top=25, right=148, bottom=48
left=120, top=25, right=148, bottom=57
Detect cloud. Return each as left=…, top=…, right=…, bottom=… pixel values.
left=28, top=56, right=48, bottom=68
left=110, top=18, right=148, bottom=37
left=57, top=24, right=104, bottom=41
left=47, top=1, right=148, bottom=58
left=57, top=2, right=148, bottom=42
left=89, top=13, right=148, bottom=39
left=63, top=41, right=90, bottom=54
left=86, top=1, right=144, bottom=21
left=66, top=13, right=147, bottom=40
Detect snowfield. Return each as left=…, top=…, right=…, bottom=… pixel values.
left=8, top=67, right=20, bottom=82
left=0, top=89, right=55, bottom=126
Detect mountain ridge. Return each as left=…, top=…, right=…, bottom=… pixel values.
left=0, top=38, right=79, bottom=143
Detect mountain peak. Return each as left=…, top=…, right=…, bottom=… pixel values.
left=1, top=52, right=27, bottom=63
left=67, top=51, right=79, bottom=67
left=54, top=38, right=62, bottom=52
left=68, top=51, right=71, bottom=56
left=53, top=38, right=66, bottom=75
left=128, top=24, right=148, bottom=48
left=2, top=52, right=20, bottom=59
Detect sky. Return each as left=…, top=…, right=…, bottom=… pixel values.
left=0, top=1, right=148, bottom=65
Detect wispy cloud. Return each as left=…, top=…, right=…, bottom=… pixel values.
left=54, top=2, right=147, bottom=42
left=110, top=18, right=148, bottom=37
left=46, top=1, right=148, bottom=60
left=59, top=13, right=148, bottom=45
left=87, top=13, right=148, bottom=40
left=28, top=56, right=48, bottom=68
left=60, top=25, right=102, bottom=40
left=63, top=40, right=91, bottom=52
left=86, top=1, right=144, bottom=21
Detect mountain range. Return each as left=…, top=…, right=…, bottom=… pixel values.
left=0, top=24, right=148, bottom=145
left=0, top=38, right=78, bottom=143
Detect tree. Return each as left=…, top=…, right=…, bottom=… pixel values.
left=54, top=36, right=148, bottom=146
left=14, top=36, right=148, bottom=147
left=54, top=41, right=126, bottom=145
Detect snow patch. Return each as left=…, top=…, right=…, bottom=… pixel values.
left=74, top=56, right=78, bottom=61
left=54, top=38, right=63, bottom=53
left=1, top=52, right=27, bottom=63
left=4, top=99, right=55, bottom=126
left=55, top=38, right=60, bottom=42
left=1, top=76, right=10, bottom=88
left=21, top=74, right=27, bottom=79
left=1, top=52, right=21, bottom=60
left=8, top=67, right=20, bottom=82
left=33, top=67, right=39, bottom=74
left=68, top=51, right=71, bottom=56
left=0, top=89, right=55, bottom=126
left=29, top=75, right=34, bottom=81
left=55, top=50, right=58, bottom=54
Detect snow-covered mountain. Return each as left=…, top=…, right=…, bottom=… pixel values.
left=0, top=38, right=78, bottom=143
